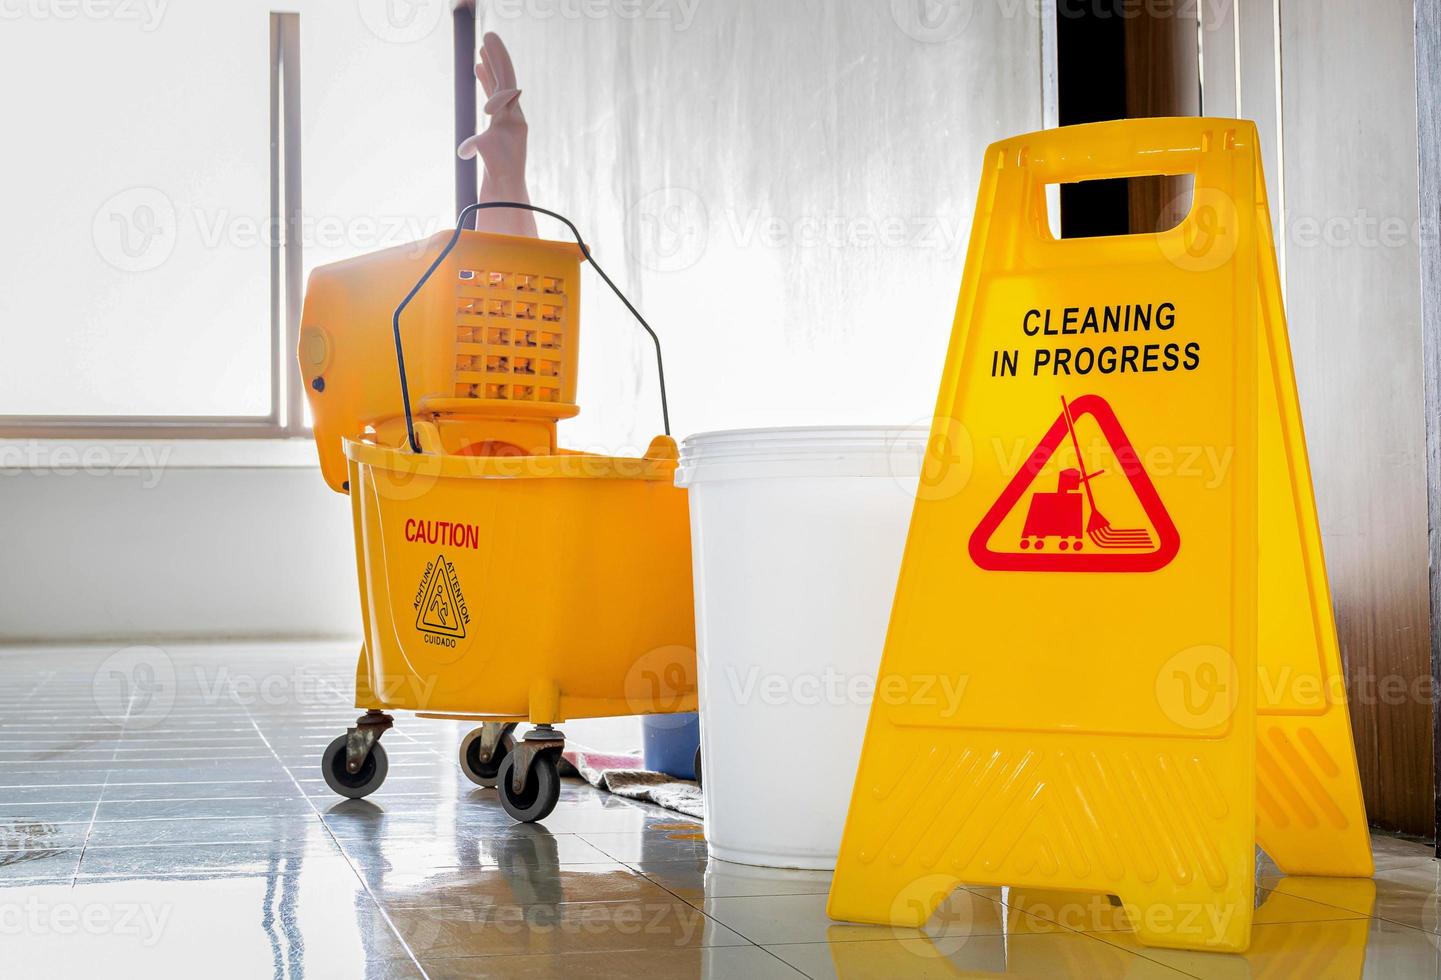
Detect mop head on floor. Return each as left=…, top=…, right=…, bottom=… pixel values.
left=561, top=749, right=704, bottom=820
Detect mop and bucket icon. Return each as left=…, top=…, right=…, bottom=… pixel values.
left=968, top=393, right=1179, bottom=572
left=1017, top=396, right=1154, bottom=552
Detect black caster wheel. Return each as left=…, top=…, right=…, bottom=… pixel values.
left=321, top=734, right=388, bottom=799
left=498, top=750, right=561, bottom=823
left=459, top=723, right=517, bottom=788
left=694, top=746, right=703, bottom=788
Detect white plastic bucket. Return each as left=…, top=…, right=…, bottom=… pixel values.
left=676, top=425, right=927, bottom=869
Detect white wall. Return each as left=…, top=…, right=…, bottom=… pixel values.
left=495, top=0, right=1046, bottom=448
left=0, top=444, right=358, bottom=642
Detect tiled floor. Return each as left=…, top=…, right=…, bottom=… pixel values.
left=2, top=642, right=1440, bottom=978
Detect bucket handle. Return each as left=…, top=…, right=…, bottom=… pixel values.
left=390, top=201, right=671, bottom=454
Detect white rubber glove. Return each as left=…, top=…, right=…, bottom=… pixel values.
left=457, top=32, right=538, bottom=238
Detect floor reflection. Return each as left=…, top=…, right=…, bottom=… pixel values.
left=6, top=644, right=1441, bottom=979
left=821, top=877, right=1400, bottom=978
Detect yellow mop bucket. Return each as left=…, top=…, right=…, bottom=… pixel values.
left=299, top=201, right=696, bottom=822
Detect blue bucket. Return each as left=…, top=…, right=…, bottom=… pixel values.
left=641, top=712, right=700, bottom=779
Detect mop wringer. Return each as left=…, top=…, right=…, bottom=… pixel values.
left=298, top=151, right=696, bottom=825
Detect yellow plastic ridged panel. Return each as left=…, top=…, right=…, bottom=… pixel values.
left=832, top=118, right=1290, bottom=954
left=443, top=239, right=580, bottom=414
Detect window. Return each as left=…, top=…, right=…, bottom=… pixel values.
left=0, top=5, right=454, bottom=437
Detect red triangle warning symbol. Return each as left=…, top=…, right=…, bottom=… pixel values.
left=969, top=394, right=1180, bottom=573
left=416, top=554, right=468, bottom=637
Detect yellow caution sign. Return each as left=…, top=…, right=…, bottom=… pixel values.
left=827, top=118, right=1369, bottom=954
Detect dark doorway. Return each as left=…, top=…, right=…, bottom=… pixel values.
left=1055, top=1, right=1200, bottom=238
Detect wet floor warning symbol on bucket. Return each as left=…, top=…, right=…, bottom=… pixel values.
left=415, top=554, right=468, bottom=639
left=969, top=393, right=1179, bottom=572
